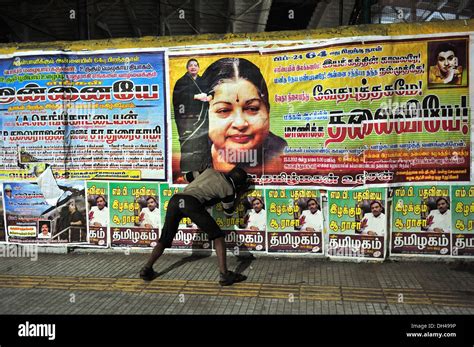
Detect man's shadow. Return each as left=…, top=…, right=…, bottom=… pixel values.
left=233, top=244, right=256, bottom=275
left=154, top=243, right=256, bottom=278
left=451, top=260, right=474, bottom=274
left=155, top=247, right=211, bottom=277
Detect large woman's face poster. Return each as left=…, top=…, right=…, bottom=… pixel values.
left=169, top=52, right=285, bottom=183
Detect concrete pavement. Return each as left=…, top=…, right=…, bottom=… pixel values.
left=1, top=248, right=473, bottom=315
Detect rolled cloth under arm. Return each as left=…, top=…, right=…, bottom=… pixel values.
left=222, top=194, right=235, bottom=216
left=184, top=170, right=204, bottom=183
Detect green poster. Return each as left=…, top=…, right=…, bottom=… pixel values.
left=391, top=185, right=451, bottom=256
left=86, top=181, right=109, bottom=246
left=328, top=188, right=386, bottom=259
left=109, top=182, right=160, bottom=247
left=265, top=188, right=323, bottom=253
left=159, top=184, right=211, bottom=250
left=451, top=185, right=474, bottom=256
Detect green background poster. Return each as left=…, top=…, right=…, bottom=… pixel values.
left=109, top=182, right=160, bottom=247
left=86, top=181, right=109, bottom=247
left=328, top=188, right=386, bottom=259
left=451, top=185, right=474, bottom=256
left=213, top=189, right=266, bottom=252
left=391, top=185, right=451, bottom=256
left=266, top=188, right=323, bottom=253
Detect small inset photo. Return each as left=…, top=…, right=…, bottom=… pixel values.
left=421, top=196, right=451, bottom=233
left=242, top=197, right=266, bottom=231
left=38, top=220, right=52, bottom=239
left=356, top=200, right=386, bottom=236
left=134, top=195, right=160, bottom=229
left=428, top=39, right=468, bottom=88
left=295, top=197, right=323, bottom=232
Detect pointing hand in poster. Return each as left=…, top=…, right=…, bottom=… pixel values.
left=194, top=93, right=211, bottom=102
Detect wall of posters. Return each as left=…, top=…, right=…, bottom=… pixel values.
left=265, top=188, right=323, bottom=253
left=391, top=185, right=451, bottom=256
left=0, top=22, right=472, bottom=259
left=109, top=182, right=160, bottom=248
left=328, top=188, right=387, bottom=259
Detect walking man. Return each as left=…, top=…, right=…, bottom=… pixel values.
left=140, top=167, right=251, bottom=286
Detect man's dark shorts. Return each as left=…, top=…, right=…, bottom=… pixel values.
left=158, top=194, right=225, bottom=248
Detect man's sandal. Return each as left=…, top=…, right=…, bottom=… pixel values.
left=219, top=270, right=247, bottom=286
left=139, top=266, right=158, bottom=281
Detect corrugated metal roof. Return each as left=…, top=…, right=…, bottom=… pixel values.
left=308, top=0, right=357, bottom=28
left=198, top=0, right=229, bottom=34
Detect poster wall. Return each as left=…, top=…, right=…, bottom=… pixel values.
left=109, top=182, right=160, bottom=248
left=391, top=185, right=451, bottom=256
left=328, top=188, right=387, bottom=259
left=0, top=28, right=472, bottom=259
left=265, top=188, right=324, bottom=253
left=169, top=36, right=470, bottom=187
left=0, top=50, right=167, bottom=181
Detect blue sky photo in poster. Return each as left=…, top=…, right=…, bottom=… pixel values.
left=4, top=182, right=51, bottom=216
left=4, top=181, right=85, bottom=215
left=4, top=180, right=86, bottom=242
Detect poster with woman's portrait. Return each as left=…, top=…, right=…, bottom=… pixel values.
left=169, top=35, right=470, bottom=187
left=3, top=181, right=86, bottom=245
left=168, top=51, right=287, bottom=185
left=427, top=39, right=468, bottom=88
